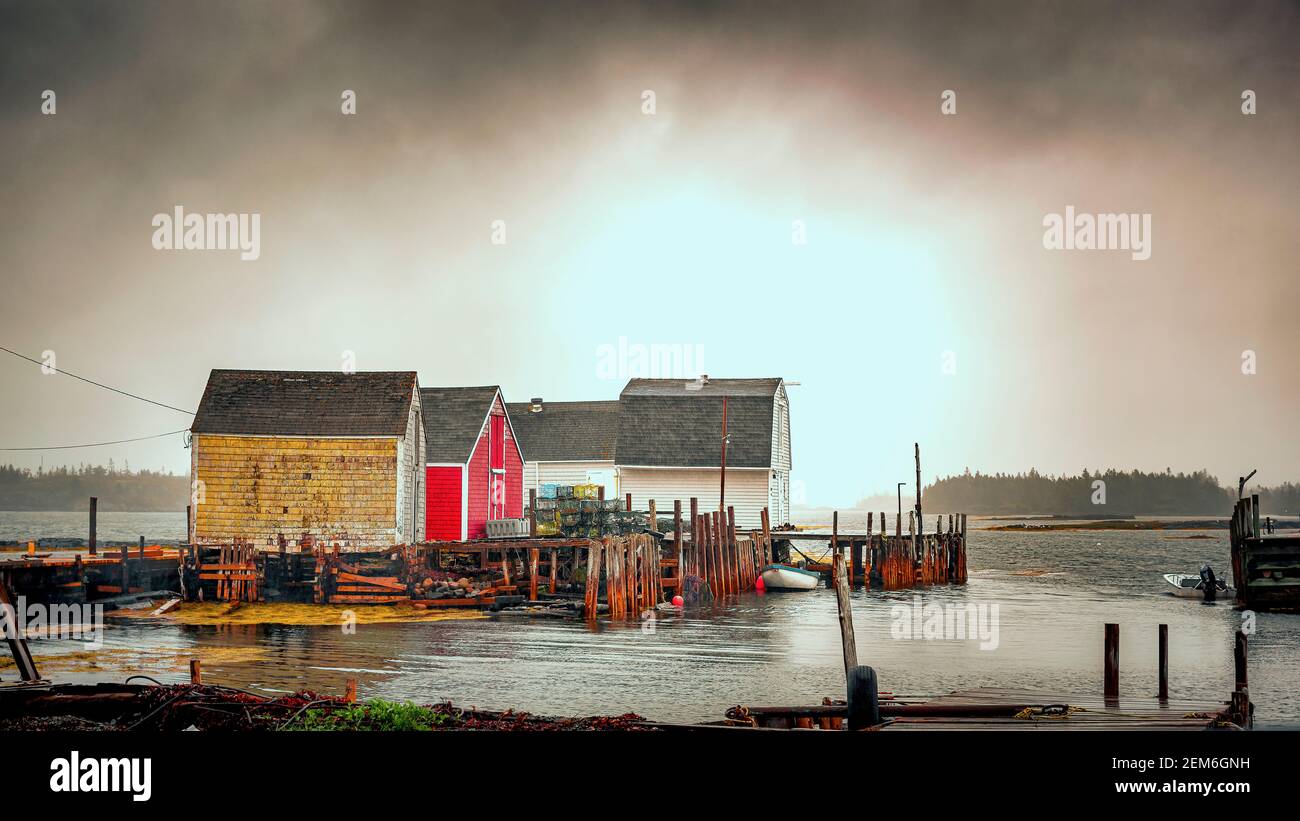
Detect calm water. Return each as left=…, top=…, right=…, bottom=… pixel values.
left=9, top=511, right=1299, bottom=727
left=0, top=510, right=186, bottom=544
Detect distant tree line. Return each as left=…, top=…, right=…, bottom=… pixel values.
left=0, top=463, right=188, bottom=512
left=908, top=468, right=1300, bottom=516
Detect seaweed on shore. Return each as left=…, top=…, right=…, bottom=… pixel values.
left=2, top=683, right=650, bottom=732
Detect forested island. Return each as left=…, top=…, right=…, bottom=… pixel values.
left=913, top=468, right=1300, bottom=516
left=0, top=463, right=188, bottom=511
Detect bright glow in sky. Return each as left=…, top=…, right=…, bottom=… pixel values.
left=1, top=2, right=1297, bottom=507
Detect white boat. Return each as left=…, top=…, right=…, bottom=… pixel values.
left=760, top=563, right=820, bottom=591
left=1163, top=573, right=1233, bottom=600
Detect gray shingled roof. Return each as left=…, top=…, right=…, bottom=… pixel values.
left=615, top=379, right=781, bottom=468
left=191, top=370, right=417, bottom=437
left=421, top=386, right=502, bottom=463
left=505, top=400, right=619, bottom=462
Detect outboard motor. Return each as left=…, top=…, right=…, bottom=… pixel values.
left=1200, top=564, right=1218, bottom=602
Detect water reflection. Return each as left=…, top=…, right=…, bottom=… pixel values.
left=23, top=524, right=1300, bottom=727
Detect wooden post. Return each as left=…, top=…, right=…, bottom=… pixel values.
left=727, top=506, right=739, bottom=589
left=529, top=547, right=539, bottom=600
left=832, top=549, right=857, bottom=681
left=189, top=659, right=202, bottom=684
left=1104, top=623, right=1120, bottom=700
left=648, top=499, right=657, bottom=532
left=689, top=497, right=699, bottom=578
left=139, top=534, right=146, bottom=559
left=863, top=512, right=872, bottom=585
left=345, top=678, right=357, bottom=703
left=673, top=499, right=683, bottom=579
left=719, top=396, right=727, bottom=513
left=89, top=496, right=97, bottom=556
left=584, top=542, right=602, bottom=618
left=907, top=512, right=915, bottom=586
left=549, top=548, right=558, bottom=594
left=834, top=511, right=844, bottom=587
left=1234, top=630, right=1248, bottom=692
left=1158, top=624, right=1169, bottom=702
left=761, top=506, right=771, bottom=565
left=914, top=442, right=922, bottom=536
left=713, top=511, right=725, bottom=595
left=626, top=493, right=632, bottom=512
left=529, top=489, right=537, bottom=537
left=186, top=504, right=192, bottom=545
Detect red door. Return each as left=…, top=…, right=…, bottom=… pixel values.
left=490, top=415, right=505, bottom=519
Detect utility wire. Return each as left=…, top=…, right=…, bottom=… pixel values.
left=0, top=429, right=190, bottom=451
left=0, top=345, right=196, bottom=415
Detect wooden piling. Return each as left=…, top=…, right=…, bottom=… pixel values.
left=529, top=489, right=537, bottom=537
left=1104, top=623, right=1120, bottom=700
left=832, top=549, right=857, bottom=680
left=584, top=542, right=602, bottom=618
left=345, top=678, right=357, bottom=703
left=833, top=511, right=841, bottom=587
left=1158, top=624, right=1169, bottom=702
left=727, top=506, right=738, bottom=590
left=713, top=511, right=725, bottom=595
left=190, top=659, right=202, bottom=684
left=673, top=499, right=683, bottom=578
left=626, top=493, right=632, bottom=512
left=689, top=497, right=699, bottom=578
left=89, top=496, right=97, bottom=556
left=529, top=547, right=539, bottom=600
left=1234, top=630, right=1248, bottom=692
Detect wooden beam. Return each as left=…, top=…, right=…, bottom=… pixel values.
left=832, top=549, right=857, bottom=680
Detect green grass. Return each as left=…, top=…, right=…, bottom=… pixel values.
left=286, top=700, right=458, bottom=731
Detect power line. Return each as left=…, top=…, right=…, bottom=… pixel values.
left=0, top=429, right=190, bottom=451
left=0, top=345, right=196, bottom=415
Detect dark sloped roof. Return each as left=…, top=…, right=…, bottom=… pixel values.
left=191, top=370, right=417, bottom=437
left=504, top=400, right=619, bottom=462
left=621, top=378, right=782, bottom=398
left=421, top=386, right=502, bottom=463
left=615, top=379, right=781, bottom=468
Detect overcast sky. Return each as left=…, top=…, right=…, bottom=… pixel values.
left=1, top=0, right=1297, bottom=507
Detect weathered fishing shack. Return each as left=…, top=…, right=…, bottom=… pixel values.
left=189, top=370, right=424, bottom=549
left=420, top=386, right=524, bottom=541
left=615, top=378, right=791, bottom=528
left=506, top=398, right=620, bottom=505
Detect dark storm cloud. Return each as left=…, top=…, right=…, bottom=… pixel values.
left=1, top=0, right=1297, bottom=502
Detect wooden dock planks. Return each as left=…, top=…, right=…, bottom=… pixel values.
left=877, top=688, right=1234, bottom=731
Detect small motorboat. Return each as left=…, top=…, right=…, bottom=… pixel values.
left=1163, top=564, right=1233, bottom=600
left=760, top=563, right=820, bottom=591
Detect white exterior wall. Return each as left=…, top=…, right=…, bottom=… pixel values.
left=396, top=385, right=425, bottom=545
left=521, top=460, right=617, bottom=507
left=755, top=383, right=792, bottom=526
left=617, top=466, right=770, bottom=529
